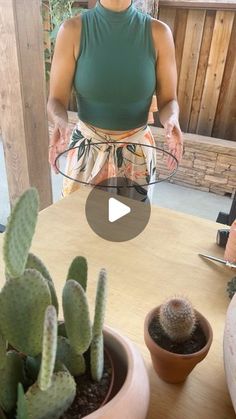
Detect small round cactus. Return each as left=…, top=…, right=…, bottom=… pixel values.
left=159, top=296, right=196, bottom=343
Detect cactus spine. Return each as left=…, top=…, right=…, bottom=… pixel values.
left=159, top=296, right=196, bottom=342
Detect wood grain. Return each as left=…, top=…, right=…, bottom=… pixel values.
left=189, top=10, right=215, bottom=132
left=173, top=9, right=188, bottom=86
left=212, top=15, right=236, bottom=141
left=159, top=0, right=236, bottom=10
left=0, top=0, right=52, bottom=208
left=158, top=6, right=176, bottom=33
left=0, top=189, right=235, bottom=418
left=178, top=10, right=206, bottom=131
left=197, top=11, right=234, bottom=136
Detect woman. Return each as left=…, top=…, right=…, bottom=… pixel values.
left=48, top=0, right=183, bottom=201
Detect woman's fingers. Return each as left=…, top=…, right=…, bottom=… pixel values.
left=165, top=124, right=183, bottom=171
left=48, top=122, right=71, bottom=174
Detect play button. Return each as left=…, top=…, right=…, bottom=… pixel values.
left=109, top=198, right=131, bottom=223
left=85, top=177, right=151, bottom=242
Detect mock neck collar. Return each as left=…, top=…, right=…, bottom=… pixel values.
left=95, top=1, right=135, bottom=22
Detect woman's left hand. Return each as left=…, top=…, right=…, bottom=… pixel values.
left=164, top=117, right=183, bottom=171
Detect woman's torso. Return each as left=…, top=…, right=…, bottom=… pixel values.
left=70, top=3, right=157, bottom=134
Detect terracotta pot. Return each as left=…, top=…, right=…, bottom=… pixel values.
left=85, top=325, right=150, bottom=418
left=144, top=306, right=213, bottom=384
left=223, top=293, right=236, bottom=413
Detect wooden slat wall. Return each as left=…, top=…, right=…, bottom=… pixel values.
left=158, top=3, right=236, bottom=141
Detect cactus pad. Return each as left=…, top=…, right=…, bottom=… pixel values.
left=66, top=256, right=88, bottom=291
left=3, top=188, right=39, bottom=278
left=38, top=306, right=57, bottom=391
left=159, top=296, right=196, bottom=343
left=0, top=351, right=25, bottom=413
left=93, top=269, right=107, bottom=337
left=63, top=280, right=92, bottom=355
left=26, top=253, right=59, bottom=313
left=90, top=333, right=104, bottom=382
left=17, top=383, right=28, bottom=419
left=57, top=336, right=86, bottom=376
left=25, top=371, right=76, bottom=419
left=0, top=270, right=51, bottom=356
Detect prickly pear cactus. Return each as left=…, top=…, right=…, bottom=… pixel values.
left=67, top=256, right=88, bottom=291
left=38, top=306, right=57, bottom=391
left=91, top=269, right=107, bottom=381
left=26, top=253, right=59, bottom=313
left=63, top=280, right=92, bottom=355
left=0, top=351, right=25, bottom=413
left=3, top=188, right=39, bottom=278
left=0, top=269, right=51, bottom=356
left=159, top=296, right=196, bottom=343
left=25, top=371, right=76, bottom=419
left=57, top=336, right=86, bottom=376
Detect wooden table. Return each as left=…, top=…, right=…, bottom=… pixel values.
left=0, top=188, right=234, bottom=419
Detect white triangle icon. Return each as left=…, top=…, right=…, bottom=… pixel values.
left=108, top=198, right=131, bottom=223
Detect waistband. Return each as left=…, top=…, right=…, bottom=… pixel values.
left=76, top=120, right=149, bottom=142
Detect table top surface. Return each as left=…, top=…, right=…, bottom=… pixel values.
left=0, top=188, right=234, bottom=419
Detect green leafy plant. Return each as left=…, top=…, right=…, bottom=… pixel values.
left=0, top=188, right=107, bottom=419
left=159, top=296, right=196, bottom=342
left=42, top=0, right=84, bottom=80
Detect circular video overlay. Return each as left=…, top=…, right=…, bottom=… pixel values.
left=85, top=177, right=151, bottom=242
left=55, top=141, right=178, bottom=187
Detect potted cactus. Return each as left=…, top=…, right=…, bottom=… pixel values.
left=144, top=296, right=213, bottom=383
left=0, top=188, right=150, bottom=419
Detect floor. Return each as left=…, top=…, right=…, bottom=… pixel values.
left=0, top=140, right=233, bottom=227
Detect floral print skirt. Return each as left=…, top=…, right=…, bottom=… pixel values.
left=62, top=120, right=157, bottom=202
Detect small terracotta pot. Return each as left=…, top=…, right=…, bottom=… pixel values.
left=144, top=306, right=213, bottom=384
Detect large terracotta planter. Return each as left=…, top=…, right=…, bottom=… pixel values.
left=144, top=306, right=213, bottom=384
left=86, top=325, right=150, bottom=418
left=0, top=326, right=149, bottom=419
left=223, top=293, right=236, bottom=413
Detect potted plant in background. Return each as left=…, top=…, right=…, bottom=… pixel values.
left=0, top=188, right=150, bottom=419
left=144, top=296, right=213, bottom=383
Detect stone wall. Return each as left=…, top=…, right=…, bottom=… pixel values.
left=152, top=126, right=236, bottom=197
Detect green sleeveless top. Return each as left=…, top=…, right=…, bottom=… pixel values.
left=74, top=1, right=156, bottom=130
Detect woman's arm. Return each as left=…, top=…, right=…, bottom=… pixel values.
left=151, top=19, right=183, bottom=170
left=47, top=16, right=81, bottom=173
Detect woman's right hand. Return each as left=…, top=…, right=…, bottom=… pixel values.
left=49, top=118, right=72, bottom=174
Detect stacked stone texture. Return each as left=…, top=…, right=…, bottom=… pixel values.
left=152, top=127, right=236, bottom=197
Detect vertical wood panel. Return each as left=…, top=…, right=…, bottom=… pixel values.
left=212, top=15, right=236, bottom=140
left=173, top=9, right=188, bottom=85
left=178, top=10, right=206, bottom=131
left=158, top=6, right=176, bottom=33
left=189, top=10, right=215, bottom=132
left=0, top=0, right=52, bottom=208
left=197, top=10, right=234, bottom=136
